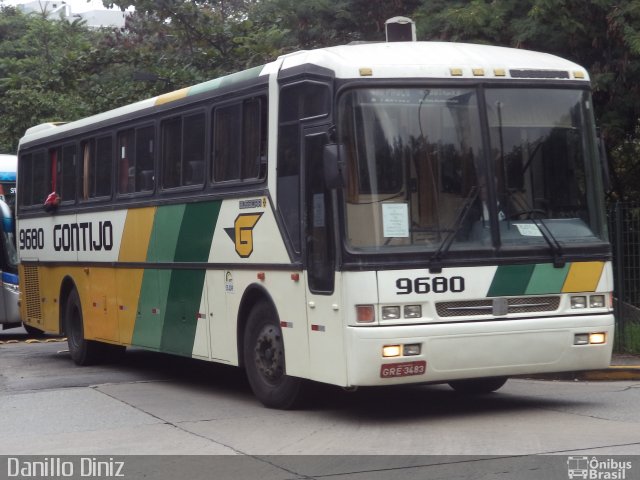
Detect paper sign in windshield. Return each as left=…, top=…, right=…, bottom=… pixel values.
left=514, top=223, right=543, bottom=237
left=382, top=203, right=409, bottom=238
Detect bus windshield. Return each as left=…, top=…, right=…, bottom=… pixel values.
left=337, top=87, right=607, bottom=255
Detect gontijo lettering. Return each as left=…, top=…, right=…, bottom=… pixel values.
left=53, top=221, right=113, bottom=252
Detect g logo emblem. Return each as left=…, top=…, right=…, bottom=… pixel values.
left=225, top=213, right=263, bottom=258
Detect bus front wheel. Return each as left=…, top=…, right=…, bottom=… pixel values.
left=448, top=376, right=508, bottom=394
left=243, top=301, right=303, bottom=409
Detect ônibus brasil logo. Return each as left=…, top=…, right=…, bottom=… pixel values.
left=567, top=456, right=632, bottom=479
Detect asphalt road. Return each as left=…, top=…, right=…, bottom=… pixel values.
left=1, top=325, right=639, bottom=479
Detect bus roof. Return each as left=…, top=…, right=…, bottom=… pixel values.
left=278, top=41, right=588, bottom=81
left=19, top=42, right=589, bottom=147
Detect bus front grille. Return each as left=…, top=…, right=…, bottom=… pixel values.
left=23, top=266, right=42, bottom=321
left=436, top=296, right=561, bottom=317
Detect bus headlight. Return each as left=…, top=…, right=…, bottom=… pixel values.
left=403, top=305, right=422, bottom=318
left=381, top=306, right=401, bottom=320
left=589, top=295, right=605, bottom=308
left=570, top=296, right=587, bottom=309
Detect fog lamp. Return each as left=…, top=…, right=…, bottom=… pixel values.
left=382, top=345, right=401, bottom=357
left=589, top=332, right=606, bottom=345
left=403, top=344, right=421, bottom=356
left=574, top=334, right=589, bottom=345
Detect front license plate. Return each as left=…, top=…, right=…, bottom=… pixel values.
left=380, top=360, right=426, bottom=378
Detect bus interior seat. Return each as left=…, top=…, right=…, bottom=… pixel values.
left=139, top=170, right=154, bottom=191
left=186, top=161, right=204, bottom=185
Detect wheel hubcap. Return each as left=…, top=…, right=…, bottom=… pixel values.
left=254, top=325, right=284, bottom=383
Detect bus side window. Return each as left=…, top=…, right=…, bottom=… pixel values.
left=82, top=136, right=113, bottom=200
left=162, top=112, right=205, bottom=189
left=32, top=151, right=48, bottom=206
left=60, top=144, right=77, bottom=202
left=118, top=129, right=134, bottom=194
left=135, top=126, right=155, bottom=192
left=183, top=113, right=205, bottom=186
left=81, top=139, right=94, bottom=201
left=212, top=96, right=266, bottom=184
left=95, top=136, right=113, bottom=198
left=242, top=98, right=264, bottom=180
left=213, top=104, right=242, bottom=182
left=19, top=153, right=33, bottom=206
left=162, top=117, right=182, bottom=189
left=277, top=83, right=330, bottom=256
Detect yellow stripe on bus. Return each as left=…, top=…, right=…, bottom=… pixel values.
left=118, top=207, right=156, bottom=262
left=155, top=88, right=189, bottom=106
left=117, top=207, right=156, bottom=345
left=562, top=261, right=604, bottom=293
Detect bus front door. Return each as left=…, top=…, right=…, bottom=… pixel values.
left=303, top=128, right=347, bottom=386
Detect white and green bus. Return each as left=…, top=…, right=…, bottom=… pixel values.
left=17, top=39, right=613, bottom=408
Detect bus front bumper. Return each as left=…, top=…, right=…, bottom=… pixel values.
left=344, top=314, right=614, bottom=387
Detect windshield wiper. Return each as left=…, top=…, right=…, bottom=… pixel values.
left=429, top=186, right=479, bottom=272
left=528, top=217, right=565, bottom=268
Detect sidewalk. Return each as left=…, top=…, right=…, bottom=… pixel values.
left=584, top=353, right=640, bottom=381
left=528, top=353, right=640, bottom=381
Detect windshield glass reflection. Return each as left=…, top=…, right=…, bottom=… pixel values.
left=337, top=87, right=606, bottom=255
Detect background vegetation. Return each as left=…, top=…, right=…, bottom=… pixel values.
left=0, top=0, right=639, bottom=198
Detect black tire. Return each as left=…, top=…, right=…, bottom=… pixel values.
left=23, top=324, right=45, bottom=336
left=448, top=376, right=508, bottom=394
left=65, top=288, right=104, bottom=366
left=243, top=301, right=304, bottom=409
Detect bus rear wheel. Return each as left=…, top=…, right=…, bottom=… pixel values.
left=448, top=376, right=508, bottom=394
left=243, top=301, right=303, bottom=409
left=65, top=288, right=118, bottom=366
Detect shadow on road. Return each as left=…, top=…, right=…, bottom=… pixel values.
left=2, top=337, right=596, bottom=419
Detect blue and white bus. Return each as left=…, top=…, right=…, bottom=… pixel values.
left=0, top=154, right=20, bottom=330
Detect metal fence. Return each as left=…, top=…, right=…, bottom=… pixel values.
left=609, top=202, right=640, bottom=353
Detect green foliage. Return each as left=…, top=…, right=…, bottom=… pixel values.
left=415, top=0, right=640, bottom=201
left=0, top=0, right=638, bottom=201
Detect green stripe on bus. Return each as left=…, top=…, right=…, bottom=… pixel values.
left=133, top=205, right=186, bottom=350
left=132, top=269, right=166, bottom=349
left=132, top=201, right=221, bottom=355
left=160, top=269, right=206, bottom=355
left=147, top=204, right=186, bottom=262
left=525, top=263, right=570, bottom=295
left=174, top=201, right=221, bottom=262
left=188, top=65, right=264, bottom=97
left=487, top=264, right=536, bottom=297
left=161, top=201, right=220, bottom=355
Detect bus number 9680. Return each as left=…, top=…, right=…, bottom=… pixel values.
left=19, top=228, right=45, bottom=250
left=396, top=276, right=465, bottom=295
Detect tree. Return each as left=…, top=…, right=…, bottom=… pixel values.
left=414, top=0, right=640, bottom=200
left=0, top=8, right=94, bottom=152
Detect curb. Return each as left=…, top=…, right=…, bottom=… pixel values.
left=0, top=337, right=66, bottom=345
left=523, top=366, right=640, bottom=382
